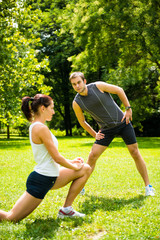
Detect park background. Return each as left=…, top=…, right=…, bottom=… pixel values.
left=0, top=0, right=160, bottom=239
left=0, top=0, right=160, bottom=138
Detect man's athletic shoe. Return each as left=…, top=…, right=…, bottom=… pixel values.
left=57, top=206, right=85, bottom=219
left=145, top=185, right=155, bottom=196
left=79, top=187, right=85, bottom=195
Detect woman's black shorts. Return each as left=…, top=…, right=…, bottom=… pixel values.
left=95, top=122, right=137, bottom=147
left=26, top=171, right=57, bottom=199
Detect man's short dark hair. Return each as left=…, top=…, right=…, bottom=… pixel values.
left=69, top=72, right=85, bottom=81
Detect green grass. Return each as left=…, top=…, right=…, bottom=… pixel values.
left=0, top=136, right=160, bottom=240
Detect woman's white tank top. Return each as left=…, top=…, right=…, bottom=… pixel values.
left=29, top=122, right=59, bottom=177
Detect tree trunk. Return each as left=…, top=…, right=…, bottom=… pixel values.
left=61, top=63, right=72, bottom=136
left=7, top=125, right=10, bottom=139
left=64, top=101, right=72, bottom=136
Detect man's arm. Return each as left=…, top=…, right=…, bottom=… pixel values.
left=72, top=101, right=104, bottom=139
left=96, top=81, right=132, bottom=124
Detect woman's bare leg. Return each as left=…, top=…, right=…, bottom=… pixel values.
left=0, top=191, right=42, bottom=222
left=51, top=163, right=91, bottom=207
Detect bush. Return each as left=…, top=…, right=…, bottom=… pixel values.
left=51, top=129, right=66, bottom=137
left=15, top=122, right=30, bottom=136
left=72, top=125, right=88, bottom=136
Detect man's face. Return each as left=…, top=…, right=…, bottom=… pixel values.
left=70, top=76, right=86, bottom=94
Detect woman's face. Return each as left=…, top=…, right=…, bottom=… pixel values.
left=44, top=100, right=55, bottom=121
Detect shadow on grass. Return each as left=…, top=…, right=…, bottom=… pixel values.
left=0, top=139, right=30, bottom=149
left=3, top=195, right=145, bottom=239
left=24, top=194, right=146, bottom=239
left=25, top=218, right=60, bottom=239
left=24, top=216, right=86, bottom=239
left=78, top=137, right=160, bottom=149
left=0, top=134, right=28, bottom=140
left=24, top=218, right=60, bottom=238
left=0, top=135, right=159, bottom=149
left=81, top=194, right=146, bottom=214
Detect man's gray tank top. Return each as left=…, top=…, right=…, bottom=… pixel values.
left=74, top=83, right=125, bottom=130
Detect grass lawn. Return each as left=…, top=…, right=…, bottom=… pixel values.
left=0, top=135, right=160, bottom=240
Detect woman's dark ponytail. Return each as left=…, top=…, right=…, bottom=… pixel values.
left=21, top=97, right=34, bottom=121
left=21, top=94, right=52, bottom=122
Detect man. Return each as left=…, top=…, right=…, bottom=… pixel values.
left=70, top=71, right=155, bottom=196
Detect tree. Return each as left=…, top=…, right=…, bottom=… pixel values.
left=28, top=0, right=80, bottom=136
left=64, top=0, right=160, bottom=133
left=66, top=0, right=160, bottom=71
left=0, top=0, right=51, bottom=138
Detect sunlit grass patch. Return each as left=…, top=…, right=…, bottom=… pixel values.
left=0, top=136, right=160, bottom=239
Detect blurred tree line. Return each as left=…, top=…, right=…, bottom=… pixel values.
left=0, top=0, right=159, bottom=138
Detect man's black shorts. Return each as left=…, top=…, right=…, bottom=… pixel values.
left=95, top=122, right=137, bottom=147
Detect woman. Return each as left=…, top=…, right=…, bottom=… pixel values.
left=0, top=94, right=91, bottom=222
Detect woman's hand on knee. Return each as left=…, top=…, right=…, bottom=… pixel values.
left=72, top=162, right=84, bottom=171
left=72, top=157, right=84, bottom=163
left=70, top=157, right=85, bottom=171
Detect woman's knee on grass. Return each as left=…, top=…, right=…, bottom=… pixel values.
left=4, top=211, right=18, bottom=222
left=0, top=209, right=23, bottom=222
left=0, top=210, right=9, bottom=221
left=0, top=210, right=17, bottom=222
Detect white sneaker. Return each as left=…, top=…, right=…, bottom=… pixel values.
left=79, top=188, right=85, bottom=195
left=145, top=185, right=155, bottom=196
left=57, top=206, right=85, bottom=219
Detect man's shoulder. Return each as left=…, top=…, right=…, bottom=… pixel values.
left=87, top=82, right=95, bottom=87
left=87, top=82, right=102, bottom=91
left=87, top=82, right=101, bottom=88
left=73, top=93, right=80, bottom=101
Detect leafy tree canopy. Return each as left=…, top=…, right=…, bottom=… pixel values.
left=0, top=0, right=51, bottom=137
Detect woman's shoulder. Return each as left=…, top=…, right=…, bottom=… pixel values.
left=31, top=122, right=49, bottom=135
left=31, top=122, right=51, bottom=144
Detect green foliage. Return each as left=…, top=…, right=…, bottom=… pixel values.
left=27, top=0, right=79, bottom=136
left=14, top=120, right=30, bottom=137
left=66, top=0, right=160, bottom=72
left=104, top=65, right=160, bottom=130
left=72, top=125, right=89, bottom=136
left=0, top=136, right=160, bottom=239
left=0, top=0, right=51, bottom=136
left=1, top=0, right=160, bottom=136
left=64, top=0, right=160, bottom=131
left=51, top=128, right=66, bottom=137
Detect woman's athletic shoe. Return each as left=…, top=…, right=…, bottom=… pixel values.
left=57, top=206, right=85, bottom=218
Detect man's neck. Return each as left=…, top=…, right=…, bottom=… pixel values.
left=79, top=85, right=88, bottom=96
